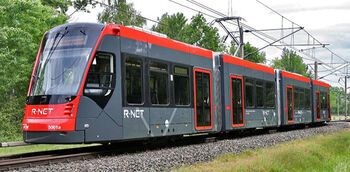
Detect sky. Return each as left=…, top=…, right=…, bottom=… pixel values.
left=67, top=0, right=350, bottom=87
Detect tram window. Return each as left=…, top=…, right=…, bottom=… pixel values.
left=245, top=78, right=254, bottom=108
left=305, top=88, right=311, bottom=109
left=84, top=53, right=114, bottom=96
left=294, top=88, right=300, bottom=109
left=265, top=82, right=275, bottom=108
left=321, top=92, right=327, bottom=109
left=299, top=88, right=305, bottom=109
left=256, top=81, right=264, bottom=108
left=174, top=66, right=190, bottom=105
left=149, top=61, right=169, bottom=105
left=125, top=57, right=143, bottom=104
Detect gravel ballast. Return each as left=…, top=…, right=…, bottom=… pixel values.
left=19, top=122, right=349, bottom=172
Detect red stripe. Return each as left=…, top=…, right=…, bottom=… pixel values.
left=222, top=55, right=275, bottom=74
left=282, top=71, right=310, bottom=83
left=118, top=25, right=212, bottom=59
left=313, top=80, right=331, bottom=88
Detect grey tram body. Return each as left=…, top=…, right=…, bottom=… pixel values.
left=24, top=23, right=330, bottom=144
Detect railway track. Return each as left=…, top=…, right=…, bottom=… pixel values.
left=0, top=145, right=108, bottom=171
left=0, top=121, right=347, bottom=171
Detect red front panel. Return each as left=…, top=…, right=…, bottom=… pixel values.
left=22, top=98, right=80, bottom=131
left=22, top=118, right=76, bottom=131
left=23, top=24, right=120, bottom=132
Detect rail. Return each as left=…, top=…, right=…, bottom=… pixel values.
left=0, top=121, right=347, bottom=171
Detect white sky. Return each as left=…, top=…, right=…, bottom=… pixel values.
left=68, top=0, right=350, bottom=87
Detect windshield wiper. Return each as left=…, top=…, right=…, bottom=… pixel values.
left=80, top=29, right=86, bottom=35
left=37, top=30, right=69, bottom=80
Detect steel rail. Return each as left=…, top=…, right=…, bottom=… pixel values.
left=0, top=121, right=347, bottom=171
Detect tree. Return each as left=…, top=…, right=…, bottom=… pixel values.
left=183, top=14, right=224, bottom=52
left=98, top=0, right=146, bottom=27
left=41, top=0, right=98, bottom=15
left=229, top=42, right=266, bottom=63
left=152, top=13, right=188, bottom=42
left=272, top=48, right=311, bottom=78
left=0, top=0, right=67, bottom=141
left=40, top=0, right=71, bottom=14
left=152, top=13, right=224, bottom=52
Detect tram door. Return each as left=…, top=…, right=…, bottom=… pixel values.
left=286, top=86, right=294, bottom=122
left=194, top=69, right=212, bottom=130
left=315, top=91, right=321, bottom=120
left=231, top=75, right=244, bottom=126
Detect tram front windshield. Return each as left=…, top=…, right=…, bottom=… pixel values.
left=30, top=28, right=101, bottom=97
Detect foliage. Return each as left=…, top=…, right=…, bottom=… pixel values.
left=0, top=0, right=67, bottom=141
left=183, top=14, right=224, bottom=52
left=229, top=42, right=266, bottom=63
left=330, top=86, right=349, bottom=115
left=272, top=48, right=311, bottom=78
left=152, top=13, right=224, bottom=52
left=152, top=13, right=188, bottom=42
left=41, top=0, right=98, bottom=15
left=40, top=0, right=71, bottom=14
left=98, top=0, right=146, bottom=27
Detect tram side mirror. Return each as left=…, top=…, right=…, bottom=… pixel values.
left=84, top=53, right=114, bottom=97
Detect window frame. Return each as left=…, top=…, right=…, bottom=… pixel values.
left=244, top=77, right=256, bottom=108
left=264, top=81, right=276, bottom=109
left=148, top=59, right=171, bottom=106
left=256, top=80, right=264, bottom=108
left=173, top=64, right=192, bottom=107
left=123, top=54, right=145, bottom=106
left=305, top=88, right=311, bottom=109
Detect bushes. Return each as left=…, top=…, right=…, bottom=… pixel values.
left=0, top=0, right=67, bottom=142
left=0, top=97, right=25, bottom=142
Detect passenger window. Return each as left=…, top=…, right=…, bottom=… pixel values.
left=305, top=88, right=310, bottom=109
left=84, top=53, right=114, bottom=96
left=149, top=61, right=169, bottom=105
left=256, top=81, right=264, bottom=108
left=265, top=82, right=275, bottom=108
left=245, top=78, right=254, bottom=108
left=174, top=66, right=190, bottom=105
left=125, top=56, right=143, bottom=104
left=321, top=92, right=327, bottom=109
left=294, top=88, right=300, bottom=109
left=299, top=88, right=305, bottom=109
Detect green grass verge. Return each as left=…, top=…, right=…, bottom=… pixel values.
left=332, top=115, right=350, bottom=121
left=0, top=144, right=99, bottom=156
left=174, top=129, right=350, bottom=172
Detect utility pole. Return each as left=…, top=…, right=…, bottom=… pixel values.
left=314, top=61, right=318, bottom=80
left=337, top=95, right=339, bottom=116
left=345, top=76, right=347, bottom=117
left=239, top=26, right=244, bottom=58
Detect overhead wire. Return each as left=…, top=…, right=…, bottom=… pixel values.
left=91, top=0, right=346, bottom=84
left=173, top=0, right=349, bottom=80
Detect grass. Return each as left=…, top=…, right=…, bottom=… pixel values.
left=0, top=144, right=99, bottom=156
left=174, top=128, right=350, bottom=172
left=332, top=115, right=350, bottom=121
